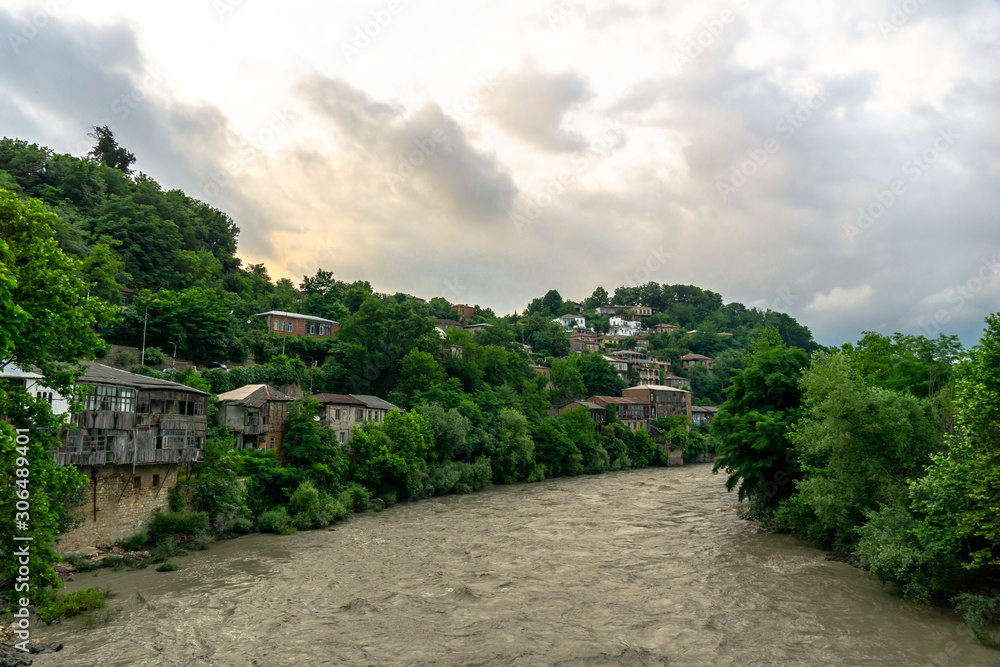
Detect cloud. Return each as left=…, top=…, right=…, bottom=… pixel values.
left=482, top=62, right=595, bottom=152
left=295, top=73, right=517, bottom=222
left=806, top=285, right=875, bottom=313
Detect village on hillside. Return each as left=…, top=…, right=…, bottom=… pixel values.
left=0, top=297, right=722, bottom=552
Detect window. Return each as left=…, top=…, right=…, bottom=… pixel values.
left=273, top=320, right=279, bottom=331
left=156, top=430, right=189, bottom=450
left=268, top=436, right=275, bottom=448
left=334, top=408, right=341, bottom=420
left=355, top=409, right=363, bottom=421
left=151, top=474, right=160, bottom=488
left=85, top=385, right=136, bottom=412
left=132, top=476, right=141, bottom=490
left=309, top=324, right=316, bottom=334
left=194, top=400, right=206, bottom=416
left=339, top=431, right=346, bottom=444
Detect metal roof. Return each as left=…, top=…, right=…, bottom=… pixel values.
left=626, top=384, right=691, bottom=394
left=77, top=363, right=208, bottom=395
left=254, top=311, right=338, bottom=324
left=217, top=384, right=292, bottom=408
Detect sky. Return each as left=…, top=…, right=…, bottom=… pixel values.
left=1, top=0, right=999, bottom=347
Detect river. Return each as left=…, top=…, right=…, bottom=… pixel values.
left=35, top=464, right=1000, bottom=666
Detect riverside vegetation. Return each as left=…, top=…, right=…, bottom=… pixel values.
left=0, top=130, right=997, bottom=647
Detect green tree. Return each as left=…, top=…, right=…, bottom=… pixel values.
left=712, top=327, right=809, bottom=517
left=87, top=125, right=135, bottom=176
left=0, top=191, right=116, bottom=605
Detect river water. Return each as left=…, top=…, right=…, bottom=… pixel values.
left=36, top=464, right=999, bottom=666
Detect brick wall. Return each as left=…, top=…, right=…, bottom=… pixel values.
left=56, top=463, right=180, bottom=554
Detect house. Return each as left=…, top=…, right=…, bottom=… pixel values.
left=632, top=338, right=650, bottom=350
left=453, top=304, right=476, bottom=320
left=553, top=314, right=587, bottom=330
left=434, top=318, right=464, bottom=334
left=691, top=405, right=720, bottom=426
left=0, top=362, right=71, bottom=415
left=680, top=353, right=714, bottom=372
left=625, top=305, right=654, bottom=316
left=529, top=365, right=555, bottom=391
left=588, top=396, right=650, bottom=431
left=662, top=373, right=689, bottom=389
left=255, top=311, right=339, bottom=338
left=216, top=384, right=292, bottom=453
left=547, top=400, right=607, bottom=425
left=570, top=333, right=600, bottom=353
left=313, top=394, right=400, bottom=445
left=651, top=323, right=679, bottom=335
left=597, top=305, right=618, bottom=315
left=603, top=355, right=629, bottom=377
left=622, top=384, right=692, bottom=421
left=565, top=301, right=585, bottom=314
left=50, top=364, right=208, bottom=552
left=463, top=323, right=492, bottom=335
left=609, top=313, right=641, bottom=337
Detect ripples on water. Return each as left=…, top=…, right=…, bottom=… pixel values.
left=37, top=465, right=1000, bottom=666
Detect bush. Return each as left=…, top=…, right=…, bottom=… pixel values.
left=118, top=532, right=150, bottom=551
left=38, top=586, right=109, bottom=623
left=156, top=561, right=181, bottom=572
left=219, top=516, right=254, bottom=535
left=147, top=510, right=209, bottom=540
left=380, top=490, right=397, bottom=508
left=64, top=554, right=100, bottom=572
left=143, top=346, right=165, bottom=366
left=113, top=349, right=136, bottom=367
left=168, top=486, right=186, bottom=512
left=258, top=507, right=296, bottom=535
left=340, top=483, right=370, bottom=513
left=955, top=594, right=1000, bottom=648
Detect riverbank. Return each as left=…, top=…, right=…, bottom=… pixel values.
left=32, top=464, right=999, bottom=666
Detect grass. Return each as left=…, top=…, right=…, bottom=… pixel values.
left=38, top=586, right=114, bottom=624
left=156, top=560, right=181, bottom=572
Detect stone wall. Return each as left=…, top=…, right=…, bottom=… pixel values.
left=56, top=463, right=180, bottom=554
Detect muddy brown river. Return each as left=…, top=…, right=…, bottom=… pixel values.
left=36, top=464, right=1000, bottom=666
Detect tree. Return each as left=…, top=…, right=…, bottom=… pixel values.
left=712, top=327, right=809, bottom=517
left=550, top=358, right=585, bottom=404
left=87, top=125, right=136, bottom=176
left=0, top=191, right=117, bottom=606
left=541, top=289, right=562, bottom=316
left=398, top=350, right=446, bottom=395
left=585, top=286, right=610, bottom=310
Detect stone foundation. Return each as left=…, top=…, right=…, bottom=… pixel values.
left=56, top=463, right=181, bottom=554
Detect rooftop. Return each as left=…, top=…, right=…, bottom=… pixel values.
left=78, top=363, right=208, bottom=394
left=217, top=384, right=292, bottom=408
left=254, top=311, right=338, bottom=325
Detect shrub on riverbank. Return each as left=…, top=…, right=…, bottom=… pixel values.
left=258, top=508, right=296, bottom=535
left=37, top=587, right=111, bottom=623
left=148, top=510, right=210, bottom=540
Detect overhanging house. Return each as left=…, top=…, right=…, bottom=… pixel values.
left=691, top=405, right=720, bottom=426
left=622, top=384, right=692, bottom=421
left=588, top=395, right=650, bottom=431
left=255, top=310, right=339, bottom=338
left=216, top=384, right=292, bottom=452
left=49, top=364, right=208, bottom=552
left=313, top=393, right=400, bottom=445
left=548, top=400, right=607, bottom=425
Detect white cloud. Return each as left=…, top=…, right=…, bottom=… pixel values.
left=806, top=285, right=875, bottom=313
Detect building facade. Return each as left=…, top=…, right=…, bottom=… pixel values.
left=216, top=384, right=292, bottom=452
left=49, top=364, right=208, bottom=552
left=313, top=393, right=400, bottom=445
left=622, top=384, right=692, bottom=421
left=255, top=311, right=339, bottom=338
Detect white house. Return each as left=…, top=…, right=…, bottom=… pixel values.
left=553, top=315, right=587, bottom=330
left=0, top=363, right=71, bottom=415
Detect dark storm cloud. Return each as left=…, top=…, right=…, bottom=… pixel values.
left=295, top=73, right=517, bottom=222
